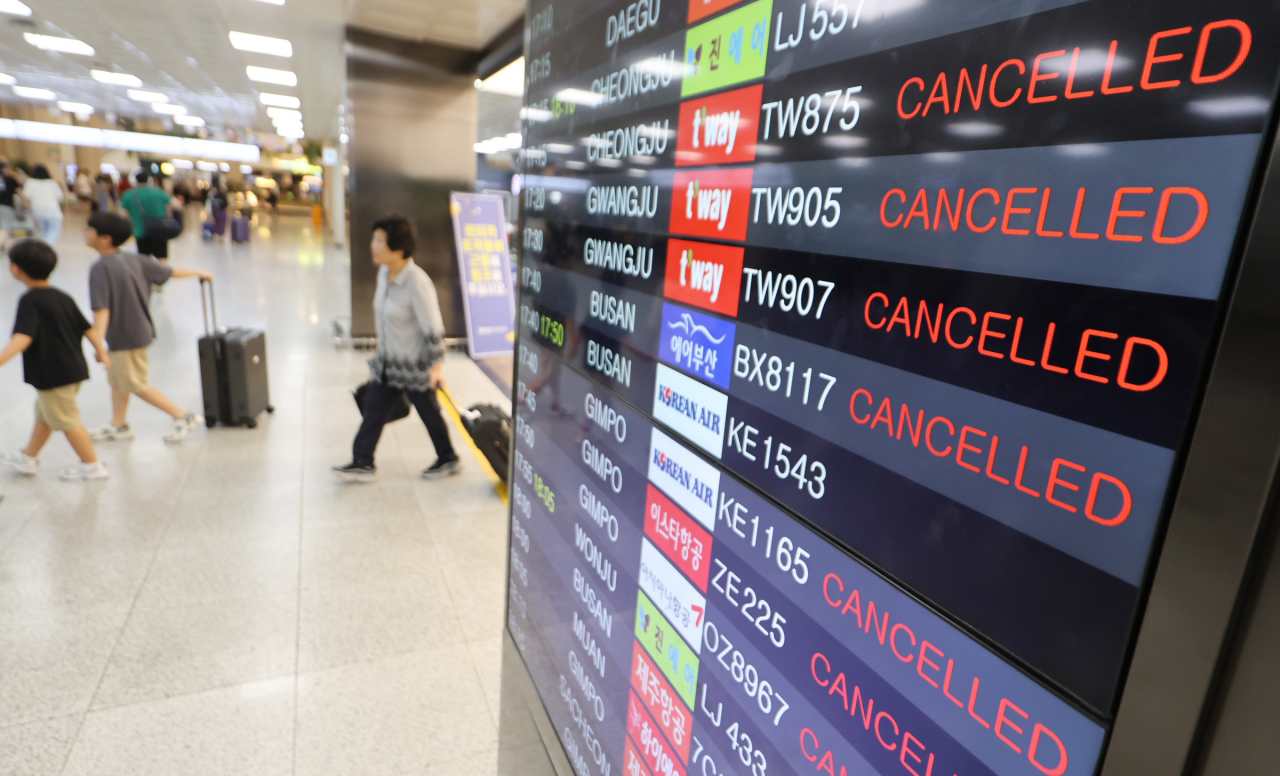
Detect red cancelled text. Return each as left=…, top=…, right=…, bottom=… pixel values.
left=896, top=19, right=1252, bottom=119
left=879, top=185, right=1209, bottom=245
left=818, top=575, right=1070, bottom=776
left=848, top=388, right=1133, bottom=526
left=863, top=292, right=1169, bottom=392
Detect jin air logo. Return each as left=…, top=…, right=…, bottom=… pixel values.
left=681, top=0, right=772, bottom=97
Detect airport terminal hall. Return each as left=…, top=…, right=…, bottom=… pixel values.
left=3, top=0, right=1280, bottom=774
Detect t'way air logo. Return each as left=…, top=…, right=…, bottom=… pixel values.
left=664, top=238, right=744, bottom=317
left=682, top=0, right=771, bottom=97
left=688, top=0, right=748, bottom=23
left=670, top=168, right=753, bottom=241
left=676, top=84, right=762, bottom=167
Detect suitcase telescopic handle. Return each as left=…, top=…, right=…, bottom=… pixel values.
left=200, top=278, right=217, bottom=335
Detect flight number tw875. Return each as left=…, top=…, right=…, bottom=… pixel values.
left=761, top=86, right=862, bottom=139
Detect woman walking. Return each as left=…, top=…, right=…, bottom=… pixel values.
left=23, top=165, right=65, bottom=245
left=207, top=187, right=229, bottom=241
left=332, top=214, right=460, bottom=482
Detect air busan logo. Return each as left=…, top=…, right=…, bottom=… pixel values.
left=659, top=302, right=735, bottom=389
left=663, top=238, right=743, bottom=316
left=653, top=364, right=728, bottom=458
left=670, top=168, right=753, bottom=241
left=676, top=84, right=761, bottom=167
left=648, top=428, right=720, bottom=530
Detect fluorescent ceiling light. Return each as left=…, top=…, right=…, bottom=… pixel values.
left=0, top=74, right=14, bottom=85
left=128, top=89, right=166, bottom=103
left=259, top=93, right=300, bottom=108
left=240, top=165, right=254, bottom=174
left=174, top=115, right=206, bottom=127
left=219, top=163, right=230, bottom=172
left=172, top=159, right=195, bottom=169
left=91, top=70, right=142, bottom=87
left=0, top=118, right=260, bottom=162
left=152, top=103, right=188, bottom=115
left=197, top=161, right=219, bottom=171
left=57, top=101, right=93, bottom=114
left=253, top=0, right=285, bottom=4
left=271, top=115, right=302, bottom=127
left=0, top=0, right=32, bottom=16
left=24, top=33, right=95, bottom=56
left=479, top=57, right=525, bottom=97
left=228, top=31, right=292, bottom=58
left=13, top=86, right=55, bottom=100
left=266, top=107, right=301, bottom=120
left=246, top=66, right=296, bottom=86
left=275, top=126, right=305, bottom=136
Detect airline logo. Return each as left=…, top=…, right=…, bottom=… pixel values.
left=676, top=84, right=762, bottom=167
left=670, top=168, right=753, bottom=241
left=653, top=364, right=729, bottom=458
left=638, top=538, right=707, bottom=652
left=688, top=0, right=747, bottom=23
left=659, top=302, right=735, bottom=389
left=663, top=238, right=743, bottom=317
left=648, top=428, right=720, bottom=531
left=645, top=483, right=712, bottom=592
left=682, top=0, right=772, bottom=97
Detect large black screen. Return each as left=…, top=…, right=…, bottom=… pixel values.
left=505, top=1, right=1280, bottom=775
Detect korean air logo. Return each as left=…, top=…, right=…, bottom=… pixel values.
left=659, top=302, right=735, bottom=389
left=654, top=364, right=728, bottom=458
left=648, top=428, right=720, bottom=530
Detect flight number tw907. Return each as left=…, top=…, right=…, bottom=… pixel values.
left=742, top=269, right=834, bottom=319
left=762, top=86, right=862, bottom=139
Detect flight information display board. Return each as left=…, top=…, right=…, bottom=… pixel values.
left=505, top=2, right=1280, bottom=775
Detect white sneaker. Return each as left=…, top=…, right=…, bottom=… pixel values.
left=0, top=451, right=38, bottom=476
left=59, top=461, right=108, bottom=480
left=164, top=412, right=204, bottom=443
left=89, top=423, right=134, bottom=441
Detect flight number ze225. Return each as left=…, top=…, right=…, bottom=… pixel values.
left=711, top=559, right=787, bottom=647
left=751, top=187, right=841, bottom=227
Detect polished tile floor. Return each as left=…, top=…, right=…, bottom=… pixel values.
left=0, top=210, right=511, bottom=775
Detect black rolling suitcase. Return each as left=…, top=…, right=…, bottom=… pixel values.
left=198, top=279, right=273, bottom=428
left=448, top=394, right=511, bottom=483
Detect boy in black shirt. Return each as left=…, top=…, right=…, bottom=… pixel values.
left=0, top=239, right=112, bottom=480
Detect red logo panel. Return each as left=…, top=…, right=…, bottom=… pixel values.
left=624, top=737, right=656, bottom=776
left=663, top=238, right=744, bottom=317
left=688, top=0, right=747, bottom=23
left=676, top=84, right=762, bottom=167
left=627, top=690, right=688, bottom=776
left=644, top=484, right=714, bottom=592
left=631, top=642, right=692, bottom=763
left=670, top=168, right=753, bottom=242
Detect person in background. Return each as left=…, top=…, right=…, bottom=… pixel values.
left=0, top=239, right=111, bottom=480
left=207, top=186, right=228, bottom=242
left=95, top=174, right=115, bottom=213
left=332, top=214, right=460, bottom=482
left=82, top=212, right=208, bottom=443
left=74, top=170, right=94, bottom=212
left=120, top=171, right=179, bottom=261
left=23, top=165, right=66, bottom=245
left=0, top=162, right=22, bottom=232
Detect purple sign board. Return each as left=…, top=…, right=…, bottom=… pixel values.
left=449, top=192, right=516, bottom=359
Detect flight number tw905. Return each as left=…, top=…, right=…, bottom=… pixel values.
left=762, top=86, right=862, bottom=139
left=742, top=269, right=834, bottom=319
left=735, top=346, right=837, bottom=411
left=751, top=186, right=842, bottom=227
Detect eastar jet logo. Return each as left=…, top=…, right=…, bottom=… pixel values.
left=676, top=84, right=762, bottom=166
left=670, top=168, right=753, bottom=241
left=664, top=238, right=743, bottom=316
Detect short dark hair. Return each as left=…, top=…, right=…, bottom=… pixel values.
left=372, top=214, right=415, bottom=258
left=8, top=238, right=57, bottom=280
left=87, top=211, right=134, bottom=247
left=30, top=164, right=50, bottom=180
left=136, top=170, right=150, bottom=184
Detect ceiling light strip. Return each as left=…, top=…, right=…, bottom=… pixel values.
left=0, top=119, right=260, bottom=162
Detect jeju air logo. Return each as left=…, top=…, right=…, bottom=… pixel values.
left=670, top=168, right=753, bottom=241
left=677, top=84, right=762, bottom=167
left=664, top=238, right=743, bottom=317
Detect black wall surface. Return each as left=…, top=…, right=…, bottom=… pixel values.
left=346, top=28, right=480, bottom=337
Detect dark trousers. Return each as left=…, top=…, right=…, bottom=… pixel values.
left=353, top=381, right=456, bottom=466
